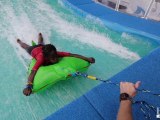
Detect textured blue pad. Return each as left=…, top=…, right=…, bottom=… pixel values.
left=85, top=83, right=146, bottom=120
left=46, top=96, right=103, bottom=120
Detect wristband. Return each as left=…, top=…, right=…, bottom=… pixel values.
left=27, top=82, right=33, bottom=85
left=26, top=84, right=33, bottom=89
left=120, top=93, right=133, bottom=103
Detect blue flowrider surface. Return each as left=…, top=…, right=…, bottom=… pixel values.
left=46, top=46, right=160, bottom=120
left=63, top=0, right=160, bottom=43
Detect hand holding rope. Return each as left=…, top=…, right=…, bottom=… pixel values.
left=69, top=71, right=160, bottom=119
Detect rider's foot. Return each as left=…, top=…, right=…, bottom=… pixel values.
left=39, top=33, right=42, bottom=36
left=17, top=39, right=21, bottom=43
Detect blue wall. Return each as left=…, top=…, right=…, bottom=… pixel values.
left=63, top=0, right=160, bottom=43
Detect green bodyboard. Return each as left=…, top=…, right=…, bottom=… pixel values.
left=28, top=57, right=90, bottom=92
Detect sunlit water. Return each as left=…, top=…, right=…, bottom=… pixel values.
left=0, top=0, right=159, bottom=119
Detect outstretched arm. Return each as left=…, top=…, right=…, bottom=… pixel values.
left=28, top=70, right=37, bottom=83
left=117, top=101, right=132, bottom=120
left=57, top=52, right=95, bottom=63
left=23, top=58, right=43, bottom=96
left=23, top=70, right=37, bottom=96
left=70, top=53, right=95, bottom=63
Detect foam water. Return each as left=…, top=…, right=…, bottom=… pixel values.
left=0, top=0, right=159, bottom=119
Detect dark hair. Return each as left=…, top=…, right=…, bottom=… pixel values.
left=42, top=44, right=57, bottom=58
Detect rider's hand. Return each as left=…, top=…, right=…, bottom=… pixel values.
left=23, top=84, right=33, bottom=96
left=120, top=81, right=141, bottom=97
left=88, top=57, right=95, bottom=63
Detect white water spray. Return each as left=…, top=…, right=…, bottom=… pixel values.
left=0, top=0, right=140, bottom=69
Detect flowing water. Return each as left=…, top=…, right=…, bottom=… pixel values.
left=0, top=0, right=159, bottom=119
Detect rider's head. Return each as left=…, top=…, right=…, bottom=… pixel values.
left=42, top=44, right=58, bottom=64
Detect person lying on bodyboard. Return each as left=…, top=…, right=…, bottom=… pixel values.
left=17, top=33, right=95, bottom=96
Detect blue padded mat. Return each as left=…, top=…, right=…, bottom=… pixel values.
left=85, top=83, right=146, bottom=120
left=46, top=96, right=103, bottom=120
left=46, top=47, right=160, bottom=120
